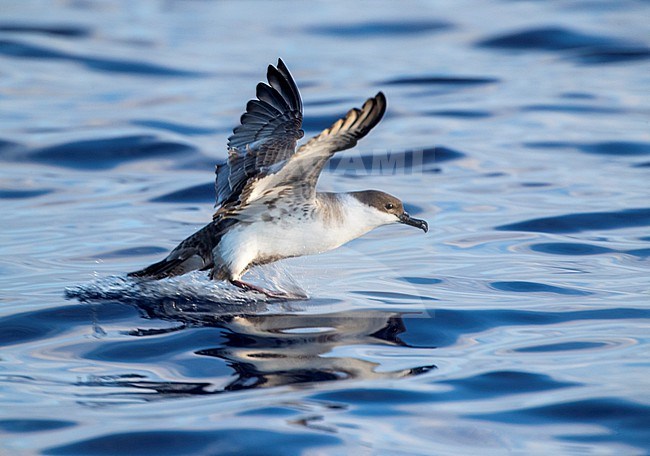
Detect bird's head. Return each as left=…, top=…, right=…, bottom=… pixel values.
left=350, top=190, right=428, bottom=233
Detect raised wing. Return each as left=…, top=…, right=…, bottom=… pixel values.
left=291, top=91, right=386, bottom=189
left=226, top=92, right=386, bottom=213
left=214, top=59, right=303, bottom=212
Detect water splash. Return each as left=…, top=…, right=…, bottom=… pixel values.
left=65, top=265, right=309, bottom=309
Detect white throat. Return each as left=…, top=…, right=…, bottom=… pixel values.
left=337, top=193, right=397, bottom=237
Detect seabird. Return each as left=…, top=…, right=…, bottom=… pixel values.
left=129, top=59, right=428, bottom=298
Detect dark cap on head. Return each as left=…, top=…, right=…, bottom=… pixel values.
left=350, top=190, right=428, bottom=233
left=351, top=190, right=403, bottom=214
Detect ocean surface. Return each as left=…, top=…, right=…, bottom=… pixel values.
left=1, top=1, right=649, bottom=454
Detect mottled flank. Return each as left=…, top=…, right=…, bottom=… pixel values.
left=316, top=193, right=345, bottom=225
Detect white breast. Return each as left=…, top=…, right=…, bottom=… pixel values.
left=215, top=193, right=392, bottom=279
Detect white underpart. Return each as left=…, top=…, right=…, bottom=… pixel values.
left=214, top=193, right=398, bottom=280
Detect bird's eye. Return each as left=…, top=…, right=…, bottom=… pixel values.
left=385, top=203, right=394, bottom=210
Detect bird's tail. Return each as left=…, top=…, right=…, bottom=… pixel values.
left=127, top=256, right=194, bottom=280
left=128, top=219, right=234, bottom=280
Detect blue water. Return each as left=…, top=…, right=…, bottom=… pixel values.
left=1, top=1, right=649, bottom=454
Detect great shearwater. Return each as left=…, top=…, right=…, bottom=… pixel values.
left=129, top=59, right=428, bottom=298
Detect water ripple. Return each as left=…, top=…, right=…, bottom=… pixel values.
left=25, top=135, right=197, bottom=170
left=469, top=398, right=650, bottom=449
left=476, top=26, right=650, bottom=65
left=490, top=281, right=591, bottom=296
left=0, top=22, right=90, bottom=38
left=0, top=419, right=76, bottom=433
left=495, top=208, right=650, bottom=233
left=526, top=140, right=650, bottom=156
left=130, top=120, right=221, bottom=136
left=89, top=247, right=169, bottom=260
left=438, top=371, right=578, bottom=399
left=309, top=20, right=453, bottom=37
left=150, top=183, right=214, bottom=203
left=477, top=26, right=631, bottom=51
left=382, top=76, right=498, bottom=86
left=0, top=39, right=202, bottom=77
left=44, top=429, right=342, bottom=456
left=513, top=341, right=607, bottom=353
left=569, top=46, right=650, bottom=65
left=0, top=188, right=53, bottom=199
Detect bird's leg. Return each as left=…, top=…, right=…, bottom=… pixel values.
left=229, top=279, right=290, bottom=299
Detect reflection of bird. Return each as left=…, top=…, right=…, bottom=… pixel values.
left=128, top=300, right=436, bottom=393
left=129, top=59, right=427, bottom=298
left=204, top=311, right=427, bottom=390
